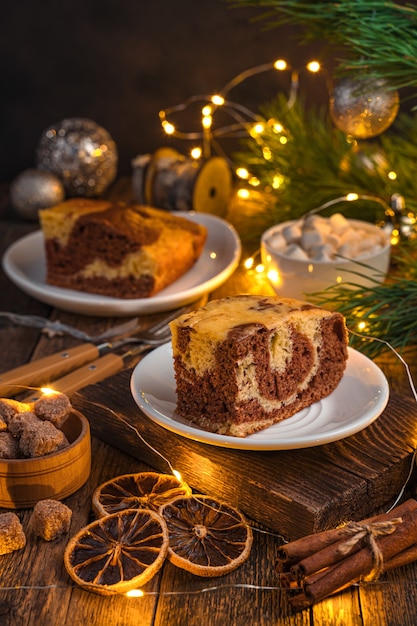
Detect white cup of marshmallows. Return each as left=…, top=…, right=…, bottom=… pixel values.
left=260, top=213, right=391, bottom=301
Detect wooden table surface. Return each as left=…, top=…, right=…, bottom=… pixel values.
left=1, top=181, right=417, bottom=626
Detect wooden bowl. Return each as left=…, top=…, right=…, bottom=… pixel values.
left=0, top=409, right=91, bottom=509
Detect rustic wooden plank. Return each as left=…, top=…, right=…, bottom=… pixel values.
left=0, top=438, right=160, bottom=626
left=153, top=521, right=292, bottom=626
left=73, top=368, right=417, bottom=541
left=310, top=587, right=363, bottom=625
left=358, top=565, right=417, bottom=626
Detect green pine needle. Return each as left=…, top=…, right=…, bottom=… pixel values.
left=228, top=0, right=417, bottom=91
left=311, top=247, right=417, bottom=358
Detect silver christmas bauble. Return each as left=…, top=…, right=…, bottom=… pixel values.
left=35, top=117, right=118, bottom=197
left=330, top=77, right=399, bottom=139
left=10, top=168, right=65, bottom=221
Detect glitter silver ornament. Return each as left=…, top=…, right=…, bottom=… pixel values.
left=9, top=168, right=65, bottom=221
left=35, top=117, right=118, bottom=197
left=330, top=77, right=399, bottom=139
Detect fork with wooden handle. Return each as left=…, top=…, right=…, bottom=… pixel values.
left=23, top=336, right=171, bottom=401
left=0, top=300, right=200, bottom=398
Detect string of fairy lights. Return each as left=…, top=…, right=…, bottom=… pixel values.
left=157, top=56, right=412, bottom=317
left=2, top=356, right=416, bottom=602
left=1, top=59, right=416, bottom=606
left=159, top=57, right=323, bottom=161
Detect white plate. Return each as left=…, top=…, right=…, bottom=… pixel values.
left=130, top=345, right=389, bottom=450
left=2, top=212, right=241, bottom=316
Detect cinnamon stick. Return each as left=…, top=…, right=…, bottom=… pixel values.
left=302, top=509, right=417, bottom=606
left=383, top=543, right=417, bottom=573
left=277, top=499, right=417, bottom=567
left=289, top=535, right=417, bottom=611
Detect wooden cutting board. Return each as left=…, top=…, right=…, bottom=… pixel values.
left=73, top=368, right=417, bottom=541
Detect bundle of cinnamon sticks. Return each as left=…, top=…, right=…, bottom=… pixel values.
left=276, top=498, right=417, bottom=611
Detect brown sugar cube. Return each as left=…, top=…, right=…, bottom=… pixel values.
left=0, top=512, right=26, bottom=555
left=8, top=411, right=41, bottom=438
left=33, top=392, right=72, bottom=427
left=32, top=499, right=72, bottom=541
left=19, top=420, right=67, bottom=458
left=0, top=432, right=20, bottom=459
left=0, top=398, right=32, bottom=425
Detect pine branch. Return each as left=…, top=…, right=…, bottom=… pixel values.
left=228, top=0, right=417, bottom=91
left=312, top=269, right=417, bottom=358
left=233, top=95, right=417, bottom=233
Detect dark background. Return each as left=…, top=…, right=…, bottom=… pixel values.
left=0, top=0, right=331, bottom=183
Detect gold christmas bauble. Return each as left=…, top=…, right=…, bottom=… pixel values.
left=330, top=77, right=400, bottom=139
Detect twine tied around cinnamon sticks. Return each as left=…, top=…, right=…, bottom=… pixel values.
left=337, top=518, right=402, bottom=581
left=276, top=498, right=417, bottom=611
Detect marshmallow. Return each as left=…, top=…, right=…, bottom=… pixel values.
left=269, top=214, right=388, bottom=262
left=282, top=223, right=302, bottom=244
left=283, top=243, right=310, bottom=260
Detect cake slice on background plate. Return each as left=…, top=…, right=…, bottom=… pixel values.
left=39, top=198, right=207, bottom=299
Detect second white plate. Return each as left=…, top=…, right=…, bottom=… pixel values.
left=130, top=345, right=390, bottom=450
left=2, top=212, right=241, bottom=316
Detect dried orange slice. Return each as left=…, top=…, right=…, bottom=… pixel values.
left=64, top=508, right=168, bottom=595
left=92, top=471, right=192, bottom=517
left=159, top=495, right=253, bottom=577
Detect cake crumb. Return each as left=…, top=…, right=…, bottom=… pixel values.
left=32, top=499, right=72, bottom=541
left=0, top=512, right=26, bottom=554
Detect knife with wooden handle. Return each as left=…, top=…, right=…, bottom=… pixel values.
left=23, top=342, right=157, bottom=401
left=0, top=342, right=112, bottom=398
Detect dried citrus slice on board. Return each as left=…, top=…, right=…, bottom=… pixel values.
left=64, top=508, right=168, bottom=595
left=159, top=495, right=253, bottom=577
left=92, top=472, right=192, bottom=517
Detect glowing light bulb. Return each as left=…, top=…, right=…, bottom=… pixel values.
left=244, top=257, right=255, bottom=269
left=272, top=174, right=284, bottom=189
left=267, top=269, right=279, bottom=283
left=190, top=146, right=202, bottom=159
left=40, top=387, right=58, bottom=396
left=391, top=228, right=400, bottom=245
left=388, top=171, right=397, bottom=180
left=211, top=94, right=224, bottom=106
left=252, top=123, right=265, bottom=135
left=262, top=146, right=272, bottom=160
left=237, top=188, right=250, bottom=199
left=255, top=263, right=264, bottom=273
left=346, top=193, right=359, bottom=201
left=273, top=59, right=287, bottom=71
left=172, top=469, right=182, bottom=482
left=162, top=120, right=175, bottom=135
left=307, top=60, right=321, bottom=73
left=236, top=167, right=249, bottom=179
left=126, top=589, right=144, bottom=598
left=202, top=115, right=212, bottom=129
left=202, top=105, right=212, bottom=116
